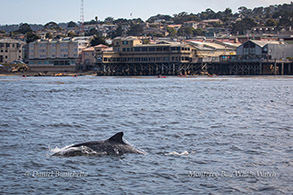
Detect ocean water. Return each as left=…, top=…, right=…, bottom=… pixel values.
left=0, top=76, right=292, bottom=194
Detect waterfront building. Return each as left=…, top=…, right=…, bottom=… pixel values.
left=98, top=36, right=193, bottom=64
left=236, top=40, right=293, bottom=60
left=28, top=37, right=90, bottom=72
left=187, top=40, right=239, bottom=62
left=94, top=36, right=195, bottom=75
left=80, top=44, right=110, bottom=70
left=0, top=38, right=25, bottom=64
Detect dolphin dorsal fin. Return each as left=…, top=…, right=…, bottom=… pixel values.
left=108, top=132, right=125, bottom=144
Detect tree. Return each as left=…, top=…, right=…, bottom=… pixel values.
left=104, top=17, right=114, bottom=24
left=67, top=21, right=78, bottom=28
left=68, top=31, right=78, bottom=38
left=90, top=35, right=108, bottom=46
left=15, top=23, right=32, bottom=34
left=265, top=19, right=277, bottom=26
left=85, top=28, right=99, bottom=36
left=127, top=24, right=144, bottom=36
left=167, top=27, right=176, bottom=37
left=44, top=22, right=60, bottom=30
left=45, top=32, right=53, bottom=39
left=111, top=26, right=123, bottom=38
left=177, top=27, right=194, bottom=37
left=232, top=17, right=257, bottom=35
left=146, top=14, right=172, bottom=23
left=193, top=28, right=204, bottom=36
left=26, top=32, right=40, bottom=43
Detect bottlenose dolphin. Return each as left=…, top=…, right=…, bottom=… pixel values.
left=52, top=132, right=145, bottom=156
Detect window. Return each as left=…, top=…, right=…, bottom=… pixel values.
left=6, top=43, right=10, bottom=48
left=141, top=47, right=148, bottom=52
left=163, top=47, right=169, bottom=51
left=163, top=57, right=169, bottom=61
left=156, top=47, right=162, bottom=51
left=149, top=47, right=155, bottom=52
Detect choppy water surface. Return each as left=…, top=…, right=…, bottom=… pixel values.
left=0, top=76, right=292, bottom=194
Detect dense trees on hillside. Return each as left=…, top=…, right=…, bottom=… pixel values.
left=90, top=35, right=108, bottom=46
left=0, top=2, right=292, bottom=38
left=14, top=23, right=32, bottom=34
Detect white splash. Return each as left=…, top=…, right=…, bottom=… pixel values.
left=166, top=151, right=189, bottom=156
left=50, top=145, right=102, bottom=157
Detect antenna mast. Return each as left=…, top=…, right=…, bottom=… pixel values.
left=80, top=0, right=85, bottom=34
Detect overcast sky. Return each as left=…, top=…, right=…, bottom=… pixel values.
left=0, top=0, right=292, bottom=25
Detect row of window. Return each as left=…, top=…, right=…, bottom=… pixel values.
left=115, top=47, right=191, bottom=53
left=0, top=50, right=22, bottom=53
left=30, top=54, right=78, bottom=58
left=0, top=43, right=21, bottom=48
left=29, top=60, right=76, bottom=65
left=31, top=48, right=77, bottom=52
left=103, top=56, right=190, bottom=62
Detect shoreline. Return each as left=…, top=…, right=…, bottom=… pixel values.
left=1, top=72, right=293, bottom=79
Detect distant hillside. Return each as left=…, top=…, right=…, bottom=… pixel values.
left=0, top=24, right=44, bottom=32
left=0, top=2, right=292, bottom=36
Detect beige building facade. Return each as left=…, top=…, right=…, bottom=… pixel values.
left=0, top=39, right=25, bottom=64
left=28, top=37, right=90, bottom=72
left=98, top=36, right=193, bottom=64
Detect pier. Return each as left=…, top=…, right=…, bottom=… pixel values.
left=95, top=60, right=293, bottom=76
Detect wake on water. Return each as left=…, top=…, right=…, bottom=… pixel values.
left=49, top=145, right=190, bottom=157
left=50, top=145, right=106, bottom=157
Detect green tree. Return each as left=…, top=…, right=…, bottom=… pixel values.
left=167, top=27, right=176, bottom=37
left=15, top=23, right=32, bottom=34
left=265, top=18, right=278, bottom=26
left=127, top=24, right=144, bottom=36
left=177, top=27, right=194, bottom=37
left=232, top=18, right=257, bottom=35
left=90, top=35, right=108, bottom=46
left=193, top=28, right=204, bottom=36
left=104, top=17, right=114, bottom=24
left=45, top=32, right=53, bottom=39
left=44, top=22, right=60, bottom=30
left=67, top=21, right=78, bottom=28
left=85, top=28, right=99, bottom=36
left=68, top=31, right=78, bottom=38
left=26, top=32, right=40, bottom=43
left=111, top=26, right=123, bottom=38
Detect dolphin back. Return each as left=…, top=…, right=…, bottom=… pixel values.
left=52, top=132, right=145, bottom=156
left=107, top=132, right=126, bottom=144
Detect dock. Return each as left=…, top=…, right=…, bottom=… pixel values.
left=95, top=60, right=293, bottom=76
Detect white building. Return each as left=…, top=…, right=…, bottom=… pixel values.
left=0, top=39, right=25, bottom=64
left=28, top=37, right=90, bottom=72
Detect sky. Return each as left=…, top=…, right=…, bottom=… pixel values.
left=0, top=0, right=292, bottom=25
